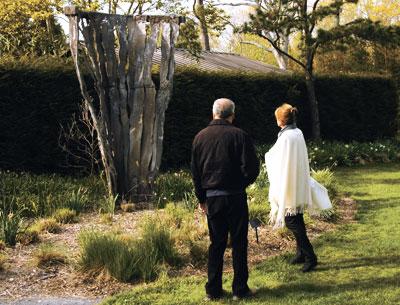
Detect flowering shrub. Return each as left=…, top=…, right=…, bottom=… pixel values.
left=307, top=140, right=400, bottom=168
left=258, top=140, right=400, bottom=169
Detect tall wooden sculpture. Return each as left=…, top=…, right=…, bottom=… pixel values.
left=64, top=6, right=183, bottom=201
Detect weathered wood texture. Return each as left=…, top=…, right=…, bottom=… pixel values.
left=66, top=7, right=181, bottom=201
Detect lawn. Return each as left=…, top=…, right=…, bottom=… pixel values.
left=101, top=163, right=400, bottom=305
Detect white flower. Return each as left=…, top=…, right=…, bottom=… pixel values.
left=345, top=144, right=349, bottom=148
left=314, top=147, right=319, bottom=151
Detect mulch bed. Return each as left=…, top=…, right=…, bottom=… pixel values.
left=0, top=198, right=356, bottom=301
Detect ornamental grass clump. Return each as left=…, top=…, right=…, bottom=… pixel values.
left=0, top=196, right=25, bottom=246
left=17, top=229, right=40, bottom=245
left=137, top=216, right=180, bottom=279
left=78, top=217, right=179, bottom=283
left=65, top=188, right=88, bottom=214
left=78, top=230, right=138, bottom=282
left=52, top=208, right=78, bottom=224
left=31, top=218, right=62, bottom=234
left=99, top=194, right=118, bottom=215
left=163, top=203, right=191, bottom=228
left=33, top=244, right=67, bottom=268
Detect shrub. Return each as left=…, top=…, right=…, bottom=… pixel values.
left=52, top=208, right=78, bottom=224
left=33, top=244, right=67, bottom=268
left=31, top=218, right=62, bottom=234
left=307, top=140, right=400, bottom=169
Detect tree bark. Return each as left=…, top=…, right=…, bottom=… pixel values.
left=65, top=7, right=182, bottom=202
left=194, top=0, right=211, bottom=51
left=305, top=72, right=321, bottom=140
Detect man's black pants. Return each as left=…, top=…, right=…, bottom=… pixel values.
left=205, top=193, right=250, bottom=297
left=285, top=213, right=317, bottom=262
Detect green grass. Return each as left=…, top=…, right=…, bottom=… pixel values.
left=102, top=163, right=400, bottom=305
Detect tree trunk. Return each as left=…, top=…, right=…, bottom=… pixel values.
left=305, top=72, right=321, bottom=140
left=195, top=0, right=211, bottom=51
left=65, top=7, right=182, bottom=202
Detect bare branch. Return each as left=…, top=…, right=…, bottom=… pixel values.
left=214, top=2, right=258, bottom=7
left=259, top=32, right=306, bottom=70
left=240, top=40, right=273, bottom=52
left=312, top=0, right=321, bottom=12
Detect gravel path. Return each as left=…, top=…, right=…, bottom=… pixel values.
left=0, top=298, right=101, bottom=305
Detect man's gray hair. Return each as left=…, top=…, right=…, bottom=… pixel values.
left=212, top=98, right=235, bottom=119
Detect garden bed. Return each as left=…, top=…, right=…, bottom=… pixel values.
left=0, top=197, right=356, bottom=301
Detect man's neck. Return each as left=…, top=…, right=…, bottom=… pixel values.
left=214, top=117, right=233, bottom=124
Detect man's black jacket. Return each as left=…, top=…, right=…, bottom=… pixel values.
left=191, top=119, right=260, bottom=203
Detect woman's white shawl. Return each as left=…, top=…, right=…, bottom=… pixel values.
left=265, top=128, right=313, bottom=229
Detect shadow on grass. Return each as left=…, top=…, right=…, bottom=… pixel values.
left=356, top=198, right=400, bottom=214
left=248, top=273, right=400, bottom=303
left=316, top=255, right=400, bottom=271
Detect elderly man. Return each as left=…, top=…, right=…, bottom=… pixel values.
left=191, top=98, right=260, bottom=300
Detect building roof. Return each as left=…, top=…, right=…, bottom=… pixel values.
left=153, top=48, right=289, bottom=75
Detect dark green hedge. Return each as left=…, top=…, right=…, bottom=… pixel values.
left=0, top=61, right=81, bottom=173
left=0, top=60, right=398, bottom=172
left=163, top=69, right=398, bottom=168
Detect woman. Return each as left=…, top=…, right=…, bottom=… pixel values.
left=265, top=103, right=318, bottom=272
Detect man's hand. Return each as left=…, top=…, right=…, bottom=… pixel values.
left=198, top=202, right=208, bottom=214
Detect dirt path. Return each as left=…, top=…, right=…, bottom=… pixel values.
left=0, top=297, right=100, bottom=305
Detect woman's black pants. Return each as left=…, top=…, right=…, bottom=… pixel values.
left=284, top=213, right=317, bottom=262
